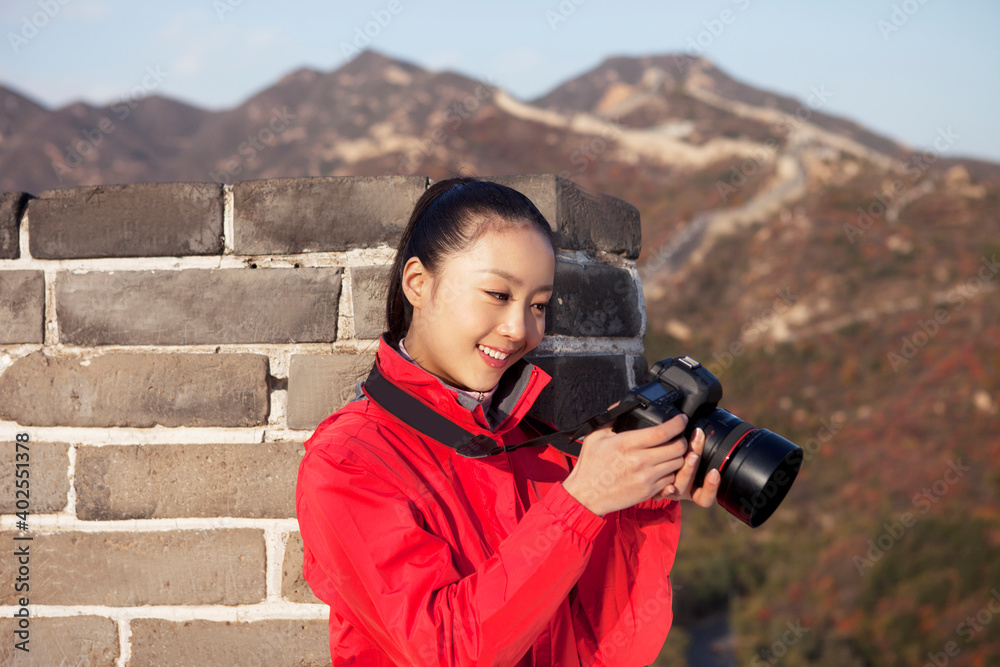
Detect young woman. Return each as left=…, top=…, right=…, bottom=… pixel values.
left=296, top=177, right=721, bottom=666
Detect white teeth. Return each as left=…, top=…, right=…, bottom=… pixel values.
left=478, top=344, right=509, bottom=360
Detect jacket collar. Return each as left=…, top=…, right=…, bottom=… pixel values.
left=372, top=334, right=550, bottom=436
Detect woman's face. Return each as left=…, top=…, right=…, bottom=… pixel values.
left=402, top=225, right=556, bottom=392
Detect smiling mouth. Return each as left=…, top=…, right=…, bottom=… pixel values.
left=477, top=344, right=513, bottom=360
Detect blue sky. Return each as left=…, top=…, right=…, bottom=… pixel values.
left=2, top=0, right=998, bottom=163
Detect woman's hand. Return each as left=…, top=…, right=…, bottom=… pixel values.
left=561, top=411, right=720, bottom=516
left=651, top=427, right=721, bottom=507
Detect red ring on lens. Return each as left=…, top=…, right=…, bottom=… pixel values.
left=717, top=428, right=756, bottom=475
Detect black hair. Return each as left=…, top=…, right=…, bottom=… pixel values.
left=384, top=177, right=555, bottom=345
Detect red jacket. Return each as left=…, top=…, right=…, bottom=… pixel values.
left=296, top=337, right=682, bottom=666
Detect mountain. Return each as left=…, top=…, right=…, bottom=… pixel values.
left=2, top=50, right=625, bottom=192
left=2, top=50, right=999, bottom=666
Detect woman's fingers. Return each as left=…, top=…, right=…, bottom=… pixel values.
left=628, top=413, right=689, bottom=448
left=651, top=428, right=721, bottom=507
left=691, top=468, right=722, bottom=507
left=669, top=427, right=705, bottom=496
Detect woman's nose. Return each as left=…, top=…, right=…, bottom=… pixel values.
left=497, top=307, right=528, bottom=341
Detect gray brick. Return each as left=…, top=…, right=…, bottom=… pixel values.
left=0, top=616, right=119, bottom=666
left=0, top=352, right=269, bottom=427
left=351, top=265, right=391, bottom=339
left=0, top=442, right=69, bottom=513
left=27, top=182, right=223, bottom=259
left=281, top=532, right=323, bottom=604
left=547, top=262, right=641, bottom=337
left=286, top=353, right=375, bottom=430
left=75, top=442, right=303, bottom=520
left=234, top=176, right=427, bottom=254
left=0, top=529, right=265, bottom=606
left=0, top=192, right=29, bottom=259
left=0, top=270, right=44, bottom=344
left=487, top=175, right=641, bottom=258
left=527, top=355, right=631, bottom=429
left=57, top=268, right=342, bottom=345
left=128, top=619, right=331, bottom=667
left=632, top=354, right=650, bottom=385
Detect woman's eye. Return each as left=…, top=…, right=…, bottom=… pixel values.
left=487, top=291, right=510, bottom=301
left=533, top=302, right=549, bottom=312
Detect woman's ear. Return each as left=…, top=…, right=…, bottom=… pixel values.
left=401, top=257, right=430, bottom=310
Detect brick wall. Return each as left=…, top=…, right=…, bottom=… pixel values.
left=0, top=175, right=646, bottom=666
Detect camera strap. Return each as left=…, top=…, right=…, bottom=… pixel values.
left=363, top=359, right=643, bottom=459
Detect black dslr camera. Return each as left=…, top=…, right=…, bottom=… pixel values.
left=614, top=356, right=803, bottom=527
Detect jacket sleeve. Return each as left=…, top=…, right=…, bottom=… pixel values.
left=569, top=497, right=682, bottom=665
left=296, top=437, right=608, bottom=667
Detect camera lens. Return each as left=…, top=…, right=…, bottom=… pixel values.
left=693, top=409, right=803, bottom=527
